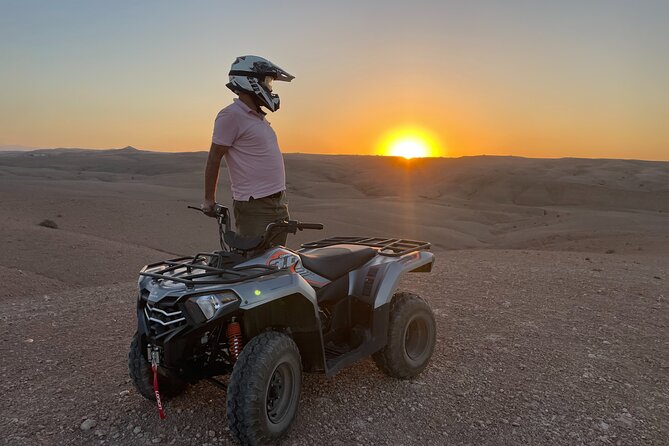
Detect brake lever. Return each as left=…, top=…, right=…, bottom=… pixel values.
left=188, top=205, right=217, bottom=218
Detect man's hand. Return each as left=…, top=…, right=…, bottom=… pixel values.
left=200, top=199, right=217, bottom=217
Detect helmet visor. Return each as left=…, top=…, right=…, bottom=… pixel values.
left=262, top=76, right=274, bottom=92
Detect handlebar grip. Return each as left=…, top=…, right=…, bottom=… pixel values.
left=299, top=223, right=324, bottom=230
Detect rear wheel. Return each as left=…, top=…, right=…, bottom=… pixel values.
left=128, top=332, right=187, bottom=401
left=373, top=292, right=436, bottom=378
left=227, top=331, right=302, bottom=446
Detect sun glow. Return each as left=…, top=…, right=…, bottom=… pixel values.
left=378, top=127, right=442, bottom=159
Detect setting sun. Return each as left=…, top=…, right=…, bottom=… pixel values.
left=388, top=138, right=429, bottom=159
left=378, top=126, right=443, bottom=159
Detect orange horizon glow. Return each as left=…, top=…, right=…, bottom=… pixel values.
left=377, top=126, right=443, bottom=159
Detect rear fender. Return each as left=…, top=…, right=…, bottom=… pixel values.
left=350, top=251, right=434, bottom=308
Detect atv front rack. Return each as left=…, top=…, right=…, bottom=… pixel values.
left=140, top=253, right=279, bottom=288
left=301, top=237, right=431, bottom=257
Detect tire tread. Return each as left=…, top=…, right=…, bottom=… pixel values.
left=373, top=292, right=436, bottom=379
left=226, top=331, right=302, bottom=446
left=127, top=332, right=186, bottom=401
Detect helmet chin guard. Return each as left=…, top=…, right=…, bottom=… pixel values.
left=226, top=55, right=294, bottom=112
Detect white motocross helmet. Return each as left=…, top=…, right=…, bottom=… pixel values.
left=226, top=55, right=294, bottom=112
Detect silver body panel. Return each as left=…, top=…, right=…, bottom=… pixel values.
left=348, top=251, right=434, bottom=308
left=139, top=246, right=433, bottom=310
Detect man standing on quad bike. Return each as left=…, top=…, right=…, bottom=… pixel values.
left=201, top=55, right=294, bottom=245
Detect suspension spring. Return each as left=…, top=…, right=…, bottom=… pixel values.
left=226, top=318, right=243, bottom=362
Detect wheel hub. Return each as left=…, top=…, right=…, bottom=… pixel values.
left=404, top=316, right=429, bottom=362
left=265, top=363, right=293, bottom=424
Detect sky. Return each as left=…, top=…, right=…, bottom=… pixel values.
left=1, top=0, right=668, bottom=160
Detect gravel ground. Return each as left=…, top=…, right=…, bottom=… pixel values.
left=1, top=250, right=667, bottom=446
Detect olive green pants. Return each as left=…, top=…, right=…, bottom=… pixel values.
left=233, top=191, right=290, bottom=246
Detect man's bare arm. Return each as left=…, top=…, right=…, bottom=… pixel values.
left=202, top=142, right=229, bottom=210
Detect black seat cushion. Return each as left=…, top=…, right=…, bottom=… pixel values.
left=224, top=231, right=263, bottom=251
left=299, top=244, right=376, bottom=280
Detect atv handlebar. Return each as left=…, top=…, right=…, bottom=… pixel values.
left=188, top=205, right=224, bottom=218
left=189, top=204, right=323, bottom=252
left=297, top=223, right=324, bottom=230
left=264, top=220, right=323, bottom=234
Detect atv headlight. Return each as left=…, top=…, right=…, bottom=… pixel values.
left=193, top=292, right=239, bottom=320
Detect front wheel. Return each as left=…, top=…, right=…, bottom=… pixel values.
left=226, top=331, right=302, bottom=446
left=128, top=332, right=187, bottom=401
left=373, top=292, right=436, bottom=378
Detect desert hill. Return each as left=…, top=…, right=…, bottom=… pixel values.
left=1, top=148, right=667, bottom=299
left=1, top=149, right=667, bottom=271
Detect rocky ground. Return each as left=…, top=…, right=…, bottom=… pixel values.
left=1, top=250, right=667, bottom=446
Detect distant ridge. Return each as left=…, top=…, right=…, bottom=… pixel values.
left=0, top=145, right=145, bottom=153
left=0, top=144, right=44, bottom=152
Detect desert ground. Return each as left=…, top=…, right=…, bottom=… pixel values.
left=1, top=147, right=667, bottom=445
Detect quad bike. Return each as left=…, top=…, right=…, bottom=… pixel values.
left=129, top=203, right=436, bottom=445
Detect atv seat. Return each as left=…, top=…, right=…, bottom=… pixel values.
left=224, top=231, right=264, bottom=251
left=299, top=244, right=376, bottom=280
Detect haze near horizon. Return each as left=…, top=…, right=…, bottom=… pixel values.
left=1, top=0, right=668, bottom=160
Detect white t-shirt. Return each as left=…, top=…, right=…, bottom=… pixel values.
left=212, top=98, right=286, bottom=201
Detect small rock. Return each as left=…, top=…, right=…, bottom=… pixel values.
left=617, top=413, right=634, bottom=428
left=94, top=429, right=105, bottom=437
left=80, top=419, right=97, bottom=431
left=597, top=421, right=610, bottom=431
left=38, top=219, right=59, bottom=229
left=151, top=438, right=161, bottom=444
left=133, top=426, right=142, bottom=434
left=119, top=390, right=130, bottom=397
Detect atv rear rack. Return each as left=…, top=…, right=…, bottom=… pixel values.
left=140, top=253, right=279, bottom=287
left=301, top=237, right=431, bottom=257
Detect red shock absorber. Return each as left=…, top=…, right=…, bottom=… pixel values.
left=227, top=318, right=243, bottom=362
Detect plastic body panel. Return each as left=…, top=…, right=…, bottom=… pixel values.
left=348, top=251, right=435, bottom=307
